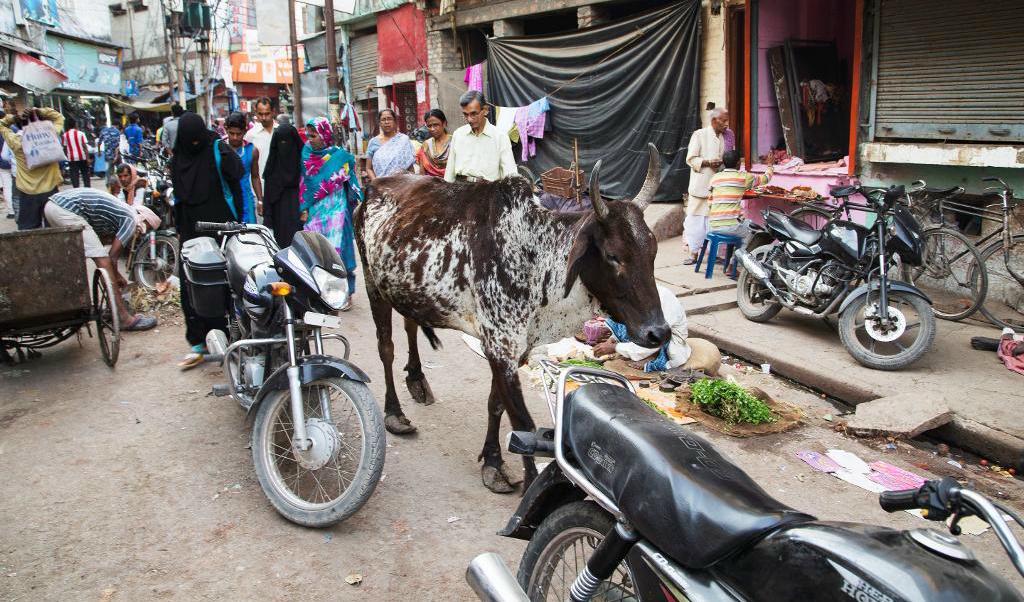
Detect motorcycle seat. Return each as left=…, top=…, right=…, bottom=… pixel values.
left=565, top=383, right=814, bottom=569
left=830, top=185, right=859, bottom=198
left=765, top=209, right=823, bottom=246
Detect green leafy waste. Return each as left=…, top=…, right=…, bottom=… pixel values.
left=560, top=359, right=604, bottom=369
left=690, top=379, right=776, bottom=425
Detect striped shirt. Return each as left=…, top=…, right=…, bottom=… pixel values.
left=62, top=128, right=89, bottom=162
left=50, top=188, right=137, bottom=247
left=708, top=169, right=772, bottom=230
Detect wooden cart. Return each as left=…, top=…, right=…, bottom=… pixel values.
left=0, top=227, right=120, bottom=367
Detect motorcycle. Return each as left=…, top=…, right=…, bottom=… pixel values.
left=181, top=221, right=385, bottom=527
left=735, top=184, right=936, bottom=370
left=466, top=363, right=1024, bottom=601
left=127, top=174, right=178, bottom=290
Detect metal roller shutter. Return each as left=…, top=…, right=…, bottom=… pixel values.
left=874, top=0, right=1024, bottom=143
left=350, top=33, right=378, bottom=101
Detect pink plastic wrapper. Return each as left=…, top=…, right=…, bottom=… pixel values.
left=583, top=318, right=610, bottom=345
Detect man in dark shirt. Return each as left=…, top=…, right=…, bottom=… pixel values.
left=44, top=188, right=157, bottom=330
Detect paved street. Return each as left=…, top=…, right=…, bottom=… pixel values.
left=3, top=246, right=1024, bottom=599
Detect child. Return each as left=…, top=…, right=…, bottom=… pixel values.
left=707, top=150, right=774, bottom=244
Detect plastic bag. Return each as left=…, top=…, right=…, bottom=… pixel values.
left=21, top=119, right=67, bottom=169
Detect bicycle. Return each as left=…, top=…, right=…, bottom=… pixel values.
left=788, top=184, right=988, bottom=321
left=961, top=178, right=1024, bottom=329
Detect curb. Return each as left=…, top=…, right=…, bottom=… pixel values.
left=688, top=323, right=1024, bottom=469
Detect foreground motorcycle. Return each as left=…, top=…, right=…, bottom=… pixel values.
left=181, top=222, right=385, bottom=527
left=735, top=184, right=935, bottom=370
left=466, top=363, right=1024, bottom=601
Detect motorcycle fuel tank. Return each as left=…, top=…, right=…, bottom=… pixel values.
left=714, top=522, right=1019, bottom=601
left=821, top=220, right=870, bottom=264
left=225, top=232, right=276, bottom=295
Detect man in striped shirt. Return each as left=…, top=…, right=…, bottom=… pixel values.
left=44, top=188, right=157, bottom=331
left=707, top=150, right=774, bottom=244
left=61, top=116, right=91, bottom=188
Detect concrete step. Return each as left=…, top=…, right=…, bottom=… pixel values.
left=680, top=288, right=738, bottom=316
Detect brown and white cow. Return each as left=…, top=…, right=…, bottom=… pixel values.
left=354, top=144, right=670, bottom=493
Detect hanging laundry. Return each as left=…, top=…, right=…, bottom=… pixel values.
left=339, top=103, right=361, bottom=131
left=494, top=106, right=519, bottom=139
left=513, top=97, right=551, bottom=161
left=464, top=62, right=484, bottom=92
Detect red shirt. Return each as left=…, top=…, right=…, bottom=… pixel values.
left=62, top=129, right=89, bottom=162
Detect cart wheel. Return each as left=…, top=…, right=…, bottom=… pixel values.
left=93, top=268, right=121, bottom=367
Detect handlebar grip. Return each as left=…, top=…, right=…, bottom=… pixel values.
left=195, top=221, right=243, bottom=233
left=879, top=488, right=921, bottom=513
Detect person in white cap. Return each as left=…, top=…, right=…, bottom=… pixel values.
left=43, top=188, right=159, bottom=331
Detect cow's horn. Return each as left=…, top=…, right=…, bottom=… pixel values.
left=589, top=160, right=609, bottom=220
left=632, top=143, right=661, bottom=210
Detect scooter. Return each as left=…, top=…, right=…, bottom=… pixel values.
left=466, top=362, right=1024, bottom=601
left=181, top=222, right=385, bottom=528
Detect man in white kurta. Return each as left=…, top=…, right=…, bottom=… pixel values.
left=683, top=107, right=729, bottom=263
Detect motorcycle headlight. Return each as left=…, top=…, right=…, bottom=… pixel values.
left=312, top=266, right=348, bottom=310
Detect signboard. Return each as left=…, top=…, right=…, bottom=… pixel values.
left=231, top=48, right=293, bottom=84
left=19, top=0, right=59, bottom=27
left=11, top=52, right=67, bottom=94
left=0, top=49, right=11, bottom=81
left=125, top=79, right=138, bottom=97
left=44, top=37, right=121, bottom=94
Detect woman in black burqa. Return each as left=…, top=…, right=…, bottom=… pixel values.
left=260, top=124, right=304, bottom=248
left=171, top=112, right=244, bottom=367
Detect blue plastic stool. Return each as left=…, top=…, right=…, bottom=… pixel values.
left=694, top=231, right=743, bottom=279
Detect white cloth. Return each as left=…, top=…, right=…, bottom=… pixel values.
left=0, top=168, right=11, bottom=212
left=614, top=285, right=692, bottom=368
left=494, top=106, right=518, bottom=137
left=244, top=122, right=276, bottom=182
left=2, top=140, right=15, bottom=178
left=443, top=122, right=517, bottom=183
left=685, top=126, right=725, bottom=205
left=684, top=215, right=708, bottom=253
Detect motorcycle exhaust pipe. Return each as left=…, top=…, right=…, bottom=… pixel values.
left=735, top=249, right=769, bottom=280
left=205, top=329, right=229, bottom=358
left=466, top=553, right=529, bottom=602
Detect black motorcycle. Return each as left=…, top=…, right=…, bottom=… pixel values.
left=735, top=184, right=936, bottom=370
left=181, top=222, right=385, bottom=527
left=466, top=364, right=1024, bottom=601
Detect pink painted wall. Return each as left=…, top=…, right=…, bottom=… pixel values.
left=756, top=0, right=856, bottom=157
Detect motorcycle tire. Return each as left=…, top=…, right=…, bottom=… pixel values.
left=838, top=290, right=936, bottom=370
left=517, top=501, right=637, bottom=601
left=736, top=245, right=782, bottom=322
left=131, top=234, right=179, bottom=291
left=251, top=377, right=385, bottom=528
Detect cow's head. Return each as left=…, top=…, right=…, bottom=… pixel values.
left=565, top=143, right=670, bottom=349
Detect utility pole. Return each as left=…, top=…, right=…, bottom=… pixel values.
left=174, top=35, right=187, bottom=111
left=160, top=0, right=176, bottom=103
left=126, top=1, right=137, bottom=61
left=323, top=0, right=340, bottom=123
left=288, top=0, right=302, bottom=123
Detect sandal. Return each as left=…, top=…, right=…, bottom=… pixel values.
left=178, top=353, right=204, bottom=370
left=682, top=255, right=699, bottom=266
left=123, top=314, right=157, bottom=331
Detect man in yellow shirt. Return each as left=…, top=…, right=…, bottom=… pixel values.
left=0, top=108, right=65, bottom=230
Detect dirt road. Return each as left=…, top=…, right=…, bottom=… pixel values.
left=2, top=297, right=1023, bottom=600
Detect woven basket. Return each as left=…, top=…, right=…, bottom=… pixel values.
left=541, top=167, right=578, bottom=198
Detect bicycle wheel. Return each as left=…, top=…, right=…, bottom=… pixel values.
left=789, top=206, right=833, bottom=229
left=973, top=234, right=1024, bottom=330
left=904, top=227, right=987, bottom=321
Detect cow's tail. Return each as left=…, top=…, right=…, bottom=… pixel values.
left=421, top=326, right=443, bottom=350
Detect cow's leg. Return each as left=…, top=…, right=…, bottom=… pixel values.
left=479, top=354, right=538, bottom=493
left=403, top=318, right=437, bottom=405
left=366, top=290, right=416, bottom=435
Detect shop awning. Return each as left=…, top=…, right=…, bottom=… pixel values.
left=10, top=53, right=67, bottom=94
left=109, top=95, right=174, bottom=113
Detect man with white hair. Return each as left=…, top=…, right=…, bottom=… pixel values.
left=683, top=107, right=730, bottom=264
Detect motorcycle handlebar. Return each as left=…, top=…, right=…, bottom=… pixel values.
left=879, top=488, right=921, bottom=513
left=195, top=221, right=246, bottom=233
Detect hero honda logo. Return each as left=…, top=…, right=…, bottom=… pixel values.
left=829, top=560, right=896, bottom=602
left=586, top=442, right=617, bottom=474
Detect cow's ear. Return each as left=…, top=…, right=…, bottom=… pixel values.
left=563, top=217, right=594, bottom=298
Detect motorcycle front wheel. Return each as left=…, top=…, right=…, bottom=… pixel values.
left=252, top=377, right=385, bottom=527
left=517, top=501, right=637, bottom=602
left=132, top=234, right=179, bottom=290
left=838, top=290, right=936, bottom=370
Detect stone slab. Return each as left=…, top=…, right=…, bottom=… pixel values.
left=845, top=393, right=955, bottom=438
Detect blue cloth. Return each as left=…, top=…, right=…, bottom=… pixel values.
left=124, top=124, right=143, bottom=156
left=232, top=142, right=257, bottom=223
left=527, top=97, right=551, bottom=119
left=99, top=126, right=120, bottom=162
left=605, top=317, right=670, bottom=373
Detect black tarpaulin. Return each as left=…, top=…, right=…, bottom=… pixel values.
left=487, top=2, right=701, bottom=200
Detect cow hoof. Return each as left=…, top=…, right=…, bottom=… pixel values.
left=482, top=465, right=517, bottom=494
left=385, top=414, right=417, bottom=435
left=406, top=376, right=436, bottom=406
left=499, top=462, right=523, bottom=486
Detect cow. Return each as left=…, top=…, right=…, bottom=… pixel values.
left=353, top=144, right=670, bottom=493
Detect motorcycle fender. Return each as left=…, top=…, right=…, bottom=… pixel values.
left=838, top=280, right=932, bottom=315
left=497, top=462, right=584, bottom=540
left=247, top=354, right=371, bottom=418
